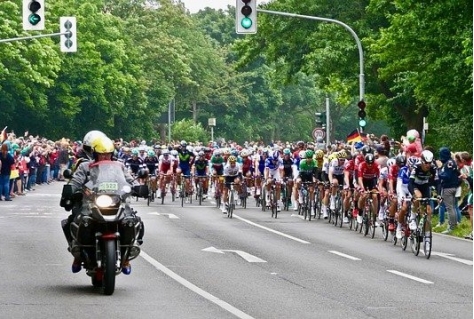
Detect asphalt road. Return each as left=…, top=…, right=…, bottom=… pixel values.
left=0, top=182, right=472, bottom=319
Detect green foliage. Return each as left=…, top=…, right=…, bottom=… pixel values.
left=0, top=0, right=471, bottom=151
left=171, top=119, right=209, bottom=143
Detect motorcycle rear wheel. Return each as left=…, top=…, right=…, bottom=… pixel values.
left=102, top=240, right=116, bottom=295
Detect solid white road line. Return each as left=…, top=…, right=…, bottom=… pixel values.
left=386, top=270, right=434, bottom=284
left=140, top=251, right=255, bottom=319
left=233, top=214, right=310, bottom=244
left=328, top=250, right=361, bottom=261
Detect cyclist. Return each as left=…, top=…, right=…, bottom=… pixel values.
left=357, top=153, right=380, bottom=224
left=125, top=149, right=145, bottom=176
left=343, top=150, right=358, bottom=220
left=176, top=141, right=194, bottom=197
left=222, top=155, right=242, bottom=213
left=192, top=151, right=210, bottom=199
left=210, top=149, right=225, bottom=201
left=327, top=150, right=346, bottom=220
left=143, top=150, right=159, bottom=200
left=296, top=150, right=319, bottom=216
left=240, top=150, right=254, bottom=198
left=281, top=148, right=295, bottom=209
left=408, top=150, right=438, bottom=230
left=264, top=150, right=284, bottom=211
left=394, top=155, right=411, bottom=239
left=158, top=149, right=175, bottom=198
left=254, top=148, right=269, bottom=203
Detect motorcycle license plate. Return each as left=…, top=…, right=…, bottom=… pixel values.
left=99, top=182, right=119, bottom=191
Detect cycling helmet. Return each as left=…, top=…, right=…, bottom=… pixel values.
left=337, top=150, right=346, bottom=159
left=228, top=155, right=237, bottom=163
left=241, top=150, right=248, bottom=157
left=131, top=148, right=139, bottom=156
left=407, top=156, right=420, bottom=167
left=223, top=148, right=231, bottom=156
left=170, top=150, right=178, bottom=156
left=180, top=140, right=187, bottom=147
left=148, top=150, right=155, bottom=157
left=365, top=153, right=375, bottom=164
left=91, top=135, right=114, bottom=154
left=315, top=149, right=324, bottom=159
left=231, top=149, right=239, bottom=157
left=271, top=151, right=280, bottom=160
left=362, top=145, right=372, bottom=156
left=299, top=150, right=306, bottom=159
left=421, top=150, right=434, bottom=163
left=137, top=168, right=148, bottom=178
left=162, top=149, right=170, bottom=155
left=283, top=148, right=291, bottom=155
left=213, top=149, right=221, bottom=156
left=198, top=151, right=205, bottom=157
left=387, top=158, right=396, bottom=167
left=195, top=146, right=202, bottom=152
left=395, top=155, right=406, bottom=167
left=305, top=150, right=314, bottom=158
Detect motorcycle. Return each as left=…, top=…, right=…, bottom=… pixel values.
left=61, top=160, right=143, bottom=295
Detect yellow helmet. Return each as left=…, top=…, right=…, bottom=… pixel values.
left=91, top=135, right=114, bottom=154
left=228, top=155, right=237, bottom=163
left=315, top=149, right=324, bottom=159
left=337, top=150, right=346, bottom=159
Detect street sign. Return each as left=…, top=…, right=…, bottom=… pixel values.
left=312, top=128, right=325, bottom=140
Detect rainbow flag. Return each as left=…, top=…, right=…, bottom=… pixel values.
left=346, top=129, right=362, bottom=143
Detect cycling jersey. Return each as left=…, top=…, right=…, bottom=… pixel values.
left=144, top=156, right=159, bottom=175
left=194, top=159, right=208, bottom=176
left=210, top=155, right=224, bottom=175
left=125, top=157, right=144, bottom=175
left=282, top=157, right=294, bottom=179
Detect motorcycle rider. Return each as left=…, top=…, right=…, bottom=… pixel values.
left=62, top=134, right=143, bottom=274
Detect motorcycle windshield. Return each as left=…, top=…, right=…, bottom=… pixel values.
left=87, top=161, right=131, bottom=195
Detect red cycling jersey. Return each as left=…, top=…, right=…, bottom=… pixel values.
left=357, top=162, right=380, bottom=180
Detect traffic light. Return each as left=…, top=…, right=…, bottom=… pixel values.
left=315, top=112, right=327, bottom=128
left=236, top=0, right=257, bottom=34
left=60, top=17, right=77, bottom=53
left=23, top=0, right=45, bottom=31
left=357, top=100, right=366, bottom=128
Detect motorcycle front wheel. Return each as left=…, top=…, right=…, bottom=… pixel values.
left=102, top=240, right=117, bottom=295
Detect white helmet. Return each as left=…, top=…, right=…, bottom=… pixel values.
left=171, top=150, right=178, bottom=156
left=83, top=130, right=106, bottom=148
left=421, top=150, right=434, bottom=163
left=387, top=158, right=396, bottom=167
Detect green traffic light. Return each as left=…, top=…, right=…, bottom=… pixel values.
left=241, top=17, right=252, bottom=29
left=28, top=14, right=41, bottom=25
left=359, top=119, right=367, bottom=127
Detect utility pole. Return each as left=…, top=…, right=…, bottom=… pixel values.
left=257, top=9, right=365, bottom=102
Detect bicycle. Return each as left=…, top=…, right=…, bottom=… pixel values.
left=362, top=189, right=379, bottom=238
left=298, top=182, right=313, bottom=221
left=195, top=175, right=209, bottom=206
left=239, top=177, right=251, bottom=209
left=329, top=185, right=344, bottom=228
left=410, top=197, right=437, bottom=258
left=146, top=174, right=156, bottom=206
left=213, top=175, right=224, bottom=210
left=313, top=181, right=325, bottom=220
left=281, top=178, right=292, bottom=211
left=266, top=180, right=279, bottom=218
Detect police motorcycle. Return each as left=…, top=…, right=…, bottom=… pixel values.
left=61, top=160, right=143, bottom=295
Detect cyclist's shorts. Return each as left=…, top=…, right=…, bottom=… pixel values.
left=362, top=178, right=377, bottom=191
left=413, top=183, right=430, bottom=198
left=180, top=167, right=191, bottom=177
left=225, top=175, right=238, bottom=188
left=195, top=170, right=207, bottom=177
left=299, top=172, right=314, bottom=184
left=332, top=174, right=344, bottom=186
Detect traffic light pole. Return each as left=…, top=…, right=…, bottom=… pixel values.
left=0, top=31, right=70, bottom=44
left=257, top=9, right=365, bottom=102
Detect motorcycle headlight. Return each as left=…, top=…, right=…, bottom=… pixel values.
left=96, top=195, right=114, bottom=208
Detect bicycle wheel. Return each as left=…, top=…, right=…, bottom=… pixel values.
left=228, top=191, right=234, bottom=218
left=337, top=198, right=343, bottom=228
left=261, top=188, right=266, bottom=212
left=315, top=199, right=322, bottom=219
left=161, top=190, right=165, bottom=205
left=423, top=218, right=432, bottom=259
left=147, top=192, right=151, bottom=206
left=401, top=232, right=408, bottom=251
left=198, top=184, right=202, bottom=206
left=363, top=210, right=370, bottom=236
left=382, top=217, right=389, bottom=241
left=410, top=220, right=421, bottom=256
left=308, top=200, right=312, bottom=221
left=370, top=208, right=376, bottom=239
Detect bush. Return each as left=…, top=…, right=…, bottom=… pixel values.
left=171, top=119, right=209, bottom=143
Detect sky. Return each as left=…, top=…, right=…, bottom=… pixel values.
left=180, top=0, right=236, bottom=13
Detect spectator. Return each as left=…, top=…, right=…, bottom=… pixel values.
left=438, top=147, right=461, bottom=234
left=0, top=143, right=14, bottom=201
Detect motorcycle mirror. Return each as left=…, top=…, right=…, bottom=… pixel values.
left=63, top=169, right=73, bottom=179
left=122, top=185, right=132, bottom=193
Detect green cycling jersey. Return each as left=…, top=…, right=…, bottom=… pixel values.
left=299, top=158, right=318, bottom=174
